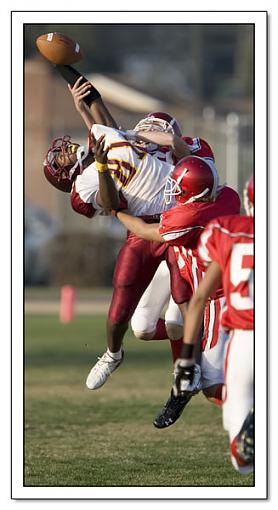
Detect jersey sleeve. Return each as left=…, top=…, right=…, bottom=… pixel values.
left=159, top=207, right=204, bottom=247
left=182, top=137, right=215, bottom=161
left=71, top=183, right=96, bottom=218
left=70, top=167, right=105, bottom=218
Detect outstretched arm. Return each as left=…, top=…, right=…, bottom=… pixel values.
left=56, top=65, right=118, bottom=128
left=117, top=211, right=164, bottom=242
left=90, top=98, right=118, bottom=128
left=132, top=131, right=190, bottom=160
left=67, top=77, right=95, bottom=130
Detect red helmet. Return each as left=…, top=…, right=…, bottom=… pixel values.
left=134, top=112, right=182, bottom=137
left=43, top=136, right=87, bottom=193
left=164, top=155, right=219, bottom=205
left=244, top=175, right=254, bottom=216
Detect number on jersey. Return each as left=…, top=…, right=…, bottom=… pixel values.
left=230, top=243, right=254, bottom=310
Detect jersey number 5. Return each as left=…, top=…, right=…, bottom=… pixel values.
left=230, top=243, right=254, bottom=310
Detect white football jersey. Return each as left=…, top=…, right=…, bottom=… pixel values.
left=82, top=125, right=175, bottom=216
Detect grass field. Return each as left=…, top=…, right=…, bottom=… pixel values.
left=24, top=314, right=254, bottom=487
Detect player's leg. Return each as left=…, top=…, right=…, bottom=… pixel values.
left=86, top=236, right=162, bottom=389
left=165, top=295, right=184, bottom=341
left=223, top=329, right=254, bottom=474
left=131, top=261, right=171, bottom=340
left=153, top=248, right=193, bottom=429
left=197, top=297, right=227, bottom=405
left=156, top=298, right=226, bottom=429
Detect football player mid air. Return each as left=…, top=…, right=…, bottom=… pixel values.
left=113, top=155, right=241, bottom=429
left=56, top=67, right=194, bottom=349
left=43, top=113, right=192, bottom=391
left=44, top=68, right=220, bottom=393
left=173, top=175, right=254, bottom=474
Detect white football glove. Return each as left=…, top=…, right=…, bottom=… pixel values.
left=173, top=358, right=202, bottom=397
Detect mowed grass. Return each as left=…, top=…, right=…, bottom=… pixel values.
left=24, top=314, right=254, bottom=487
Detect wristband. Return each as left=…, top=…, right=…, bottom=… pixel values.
left=180, top=343, right=195, bottom=360
left=95, top=161, right=108, bottom=173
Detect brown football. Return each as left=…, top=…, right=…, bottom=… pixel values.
left=36, top=32, right=82, bottom=65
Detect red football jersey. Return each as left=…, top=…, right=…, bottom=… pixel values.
left=159, top=186, right=240, bottom=296
left=159, top=187, right=241, bottom=349
left=159, top=186, right=241, bottom=251
left=198, top=215, right=254, bottom=330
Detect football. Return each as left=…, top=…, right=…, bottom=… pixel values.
left=36, top=32, right=82, bottom=65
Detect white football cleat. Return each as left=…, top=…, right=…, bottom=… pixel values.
left=86, top=350, right=124, bottom=390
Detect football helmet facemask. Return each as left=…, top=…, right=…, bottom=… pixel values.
left=164, top=155, right=219, bottom=205
left=243, top=175, right=254, bottom=216
left=43, top=135, right=89, bottom=193
left=133, top=111, right=182, bottom=137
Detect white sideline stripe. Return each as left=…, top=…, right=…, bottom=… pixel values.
left=25, top=301, right=109, bottom=314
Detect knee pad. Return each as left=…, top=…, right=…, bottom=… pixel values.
left=165, top=322, right=183, bottom=341
left=132, top=329, right=155, bottom=341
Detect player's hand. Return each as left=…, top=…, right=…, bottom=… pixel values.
left=94, top=135, right=109, bottom=164
left=68, top=76, right=92, bottom=113
left=173, top=358, right=201, bottom=397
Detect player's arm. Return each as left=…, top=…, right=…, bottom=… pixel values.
left=131, top=131, right=190, bottom=160
left=117, top=211, right=164, bottom=242
left=173, top=261, right=223, bottom=396
left=94, top=135, right=120, bottom=210
left=90, top=98, right=118, bottom=128
left=56, top=65, right=118, bottom=128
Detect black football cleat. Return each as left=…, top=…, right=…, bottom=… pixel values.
left=236, top=407, right=254, bottom=464
left=153, top=389, right=193, bottom=429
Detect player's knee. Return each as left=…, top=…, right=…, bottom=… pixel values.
left=132, top=329, right=155, bottom=341
left=165, top=322, right=183, bottom=341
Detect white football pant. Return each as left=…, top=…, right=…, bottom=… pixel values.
left=222, top=329, right=254, bottom=473
left=131, top=261, right=183, bottom=340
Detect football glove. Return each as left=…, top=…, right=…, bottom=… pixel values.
left=173, top=358, right=201, bottom=397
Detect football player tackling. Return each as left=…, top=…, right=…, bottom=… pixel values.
left=114, top=155, right=241, bottom=428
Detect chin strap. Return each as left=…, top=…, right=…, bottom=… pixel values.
left=185, top=187, right=210, bottom=204
left=69, top=145, right=89, bottom=178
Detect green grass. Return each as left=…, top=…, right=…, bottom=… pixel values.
left=25, top=314, right=254, bottom=487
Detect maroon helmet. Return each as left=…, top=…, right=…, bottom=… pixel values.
left=133, top=111, right=182, bottom=137
left=164, top=155, right=219, bottom=205
left=43, top=135, right=87, bottom=193
left=244, top=175, right=254, bottom=216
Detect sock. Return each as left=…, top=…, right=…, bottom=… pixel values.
left=151, top=318, right=169, bottom=340
left=107, top=347, right=122, bottom=360
left=170, top=338, right=183, bottom=363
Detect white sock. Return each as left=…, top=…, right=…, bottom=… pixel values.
left=107, top=348, right=122, bottom=360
